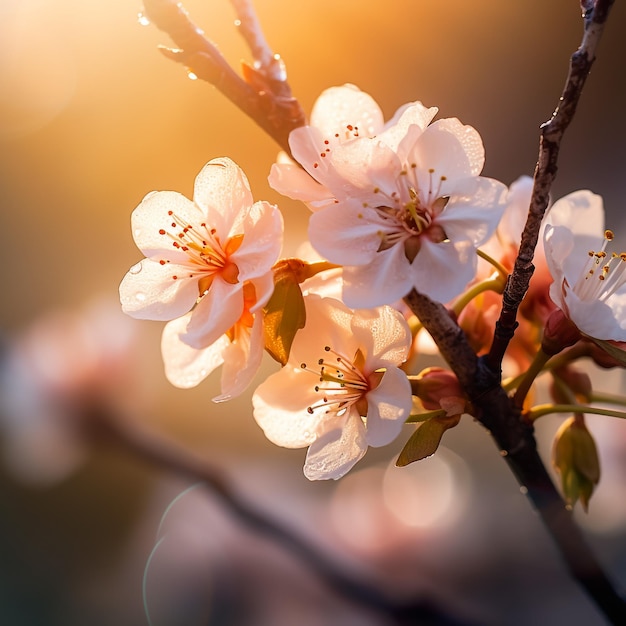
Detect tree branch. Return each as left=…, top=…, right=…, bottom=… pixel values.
left=403, top=288, right=626, bottom=624
left=142, top=0, right=305, bottom=155
left=87, top=406, right=469, bottom=626
left=486, top=0, right=615, bottom=372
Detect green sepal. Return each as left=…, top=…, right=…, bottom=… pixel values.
left=263, top=260, right=307, bottom=365
left=396, top=419, right=447, bottom=466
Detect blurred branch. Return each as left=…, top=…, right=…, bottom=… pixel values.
left=88, top=406, right=472, bottom=626
left=486, top=0, right=615, bottom=371
left=142, top=0, right=305, bottom=155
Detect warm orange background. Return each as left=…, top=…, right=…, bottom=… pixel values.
left=1, top=1, right=625, bottom=624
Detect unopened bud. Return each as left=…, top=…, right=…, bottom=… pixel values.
left=542, top=309, right=582, bottom=356
left=552, top=416, right=600, bottom=511
left=550, top=366, right=592, bottom=404
left=414, top=367, right=465, bottom=415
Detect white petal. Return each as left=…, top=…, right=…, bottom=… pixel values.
left=310, top=84, right=384, bottom=140
left=303, top=412, right=367, bottom=480
left=411, top=239, right=477, bottom=304
left=545, top=190, right=605, bottom=238
left=119, top=259, right=199, bottom=320
left=430, top=118, right=485, bottom=175
left=182, top=279, right=244, bottom=348
left=437, top=177, right=507, bottom=247
left=233, top=201, right=283, bottom=280
left=161, top=314, right=228, bottom=388
left=562, top=286, right=626, bottom=341
left=342, top=246, right=415, bottom=309
left=364, top=367, right=412, bottom=447
left=378, top=101, right=438, bottom=152
left=268, top=162, right=334, bottom=209
left=252, top=367, right=322, bottom=448
left=193, top=157, right=254, bottom=236
left=308, top=203, right=382, bottom=266
left=131, top=190, right=202, bottom=258
left=214, top=312, right=264, bottom=401
left=351, top=305, right=411, bottom=366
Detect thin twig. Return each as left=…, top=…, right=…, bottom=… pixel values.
left=87, top=406, right=472, bottom=626
left=486, top=0, right=615, bottom=372
left=142, top=0, right=305, bottom=155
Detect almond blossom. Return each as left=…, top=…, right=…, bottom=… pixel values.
left=543, top=190, right=626, bottom=342
left=269, top=84, right=507, bottom=307
left=252, top=295, right=412, bottom=480
left=120, top=157, right=283, bottom=348
left=161, top=279, right=268, bottom=401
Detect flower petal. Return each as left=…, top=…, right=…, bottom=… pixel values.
left=303, top=411, right=367, bottom=480
left=378, top=101, right=438, bottom=152
left=268, top=161, right=335, bottom=209
left=364, top=366, right=412, bottom=447
left=252, top=367, right=321, bottom=448
left=193, top=157, right=254, bottom=236
left=161, top=313, right=228, bottom=388
left=119, top=259, right=200, bottom=320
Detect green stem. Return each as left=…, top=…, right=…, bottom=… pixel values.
left=590, top=390, right=626, bottom=407
left=451, top=276, right=505, bottom=317
left=476, top=248, right=509, bottom=280
left=513, top=348, right=551, bottom=407
left=528, top=403, right=626, bottom=422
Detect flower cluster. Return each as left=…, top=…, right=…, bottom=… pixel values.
left=120, top=85, right=626, bottom=497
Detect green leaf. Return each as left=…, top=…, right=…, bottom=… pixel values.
left=263, top=263, right=306, bottom=365
left=586, top=336, right=626, bottom=367
left=396, top=419, right=447, bottom=466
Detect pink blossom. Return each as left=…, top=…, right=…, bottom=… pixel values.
left=161, top=278, right=269, bottom=401
left=120, top=157, right=283, bottom=348
left=252, top=295, right=412, bottom=480
left=544, top=191, right=626, bottom=341
left=270, top=85, right=506, bottom=307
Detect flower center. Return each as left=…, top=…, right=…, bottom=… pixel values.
left=300, top=346, right=372, bottom=417
left=572, top=229, right=626, bottom=301
left=369, top=168, right=449, bottom=262
left=158, top=210, right=243, bottom=294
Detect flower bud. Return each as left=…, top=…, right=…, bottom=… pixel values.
left=414, top=367, right=465, bottom=416
left=542, top=309, right=582, bottom=356
left=552, top=416, right=600, bottom=511
left=550, top=366, right=592, bottom=404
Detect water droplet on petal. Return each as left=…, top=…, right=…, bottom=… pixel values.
left=187, top=71, right=198, bottom=81
left=129, top=262, right=143, bottom=275
left=135, top=292, right=146, bottom=302
left=137, top=13, right=150, bottom=26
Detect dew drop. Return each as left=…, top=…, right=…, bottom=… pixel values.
left=519, top=485, right=528, bottom=495
left=135, top=292, right=146, bottom=302
left=137, top=13, right=150, bottom=26
left=499, top=449, right=508, bottom=457
left=187, top=71, right=198, bottom=81
left=129, top=262, right=143, bottom=275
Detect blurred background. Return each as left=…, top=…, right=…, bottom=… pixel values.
left=1, top=0, right=626, bottom=624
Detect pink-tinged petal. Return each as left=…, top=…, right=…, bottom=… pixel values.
left=119, top=259, right=200, bottom=320
left=233, top=201, right=283, bottom=280
left=378, top=101, right=438, bottom=152
left=289, top=125, right=335, bottom=182
left=430, top=118, right=485, bottom=175
left=437, top=177, right=507, bottom=246
left=252, top=367, right=322, bottom=448
left=161, top=314, right=228, bottom=388
left=214, top=312, right=264, bottom=402
left=543, top=225, right=575, bottom=298
left=303, top=412, right=367, bottom=480
left=351, top=305, right=411, bottom=367
left=546, top=190, right=605, bottom=238
left=364, top=367, right=412, bottom=447
left=342, top=247, right=414, bottom=309
left=268, top=162, right=335, bottom=209
left=289, top=295, right=358, bottom=369
left=562, top=287, right=626, bottom=341
left=308, top=203, right=383, bottom=266
left=131, top=191, right=202, bottom=259
left=310, top=84, right=384, bottom=140
left=249, top=272, right=275, bottom=312
left=193, top=157, right=254, bottom=235
left=326, top=137, right=400, bottom=197
left=411, top=239, right=477, bottom=303
left=499, top=175, right=534, bottom=247
left=181, top=279, right=244, bottom=349
left=405, top=120, right=478, bottom=184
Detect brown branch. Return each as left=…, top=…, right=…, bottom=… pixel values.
left=486, top=0, right=615, bottom=372
left=404, top=288, right=626, bottom=624
left=142, top=0, right=305, bottom=155
left=86, top=406, right=469, bottom=626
